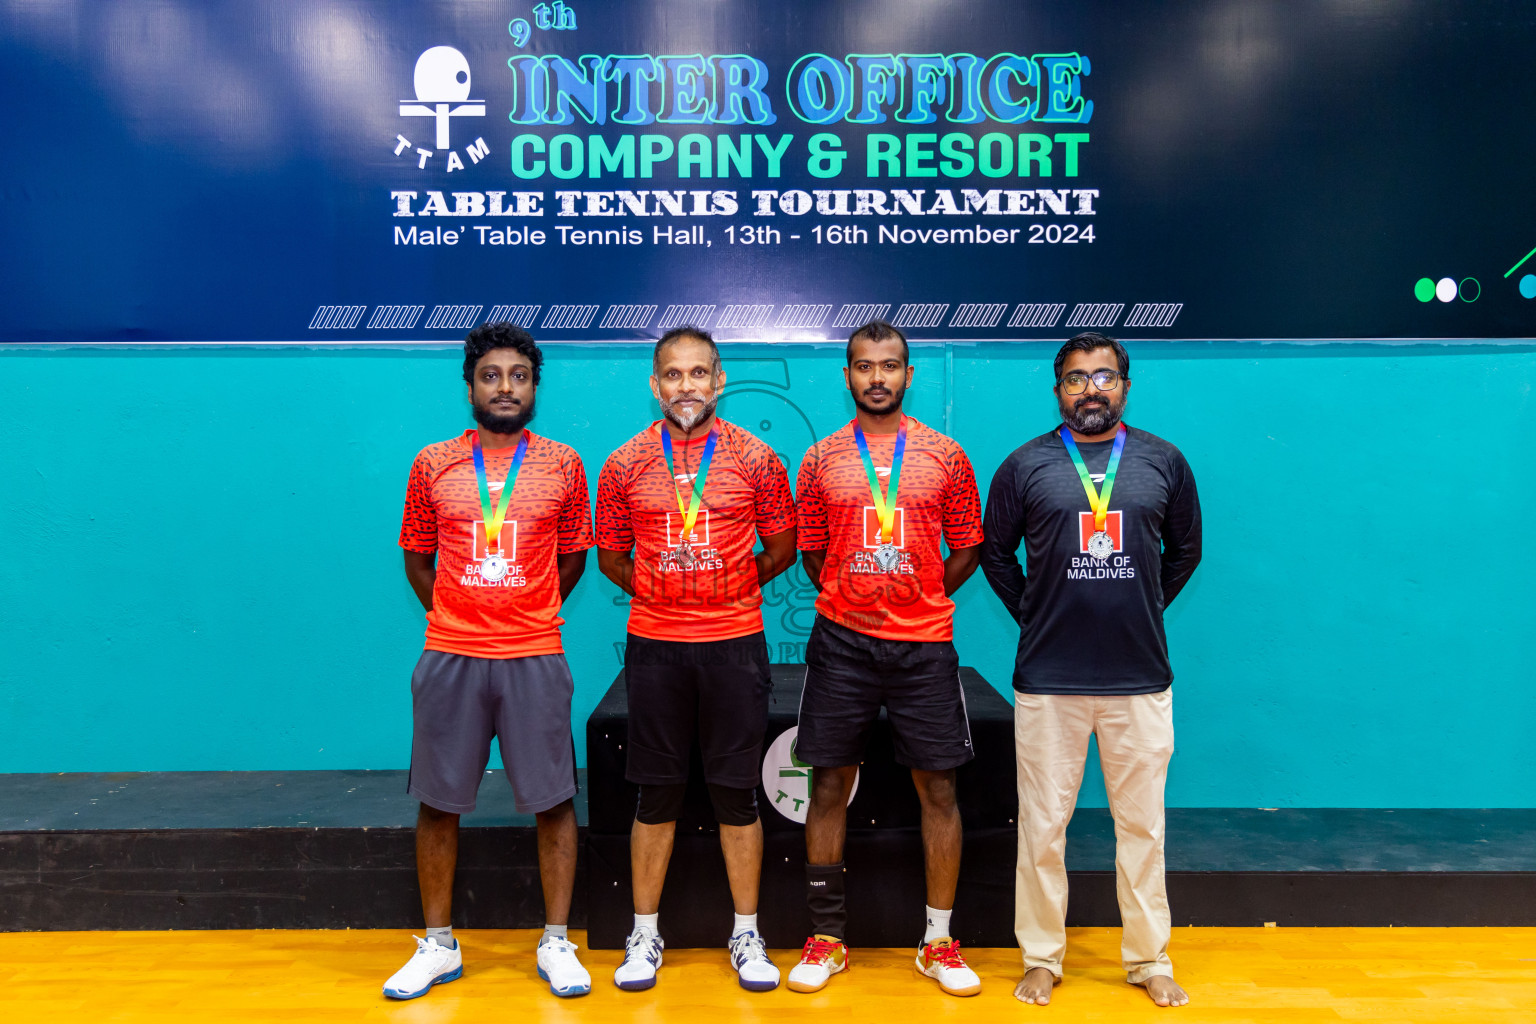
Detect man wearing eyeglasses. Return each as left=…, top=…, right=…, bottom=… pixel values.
left=978, top=332, right=1202, bottom=1009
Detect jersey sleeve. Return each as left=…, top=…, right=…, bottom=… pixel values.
left=750, top=442, right=796, bottom=537
left=941, top=442, right=985, bottom=549
left=979, top=452, right=1028, bottom=622
left=795, top=444, right=828, bottom=551
left=557, top=449, right=595, bottom=554
left=593, top=449, right=635, bottom=552
left=399, top=451, right=438, bottom=553
left=1158, top=447, right=1203, bottom=606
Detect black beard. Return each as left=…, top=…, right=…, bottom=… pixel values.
left=1060, top=393, right=1123, bottom=434
left=851, top=386, right=904, bottom=417
left=473, top=397, right=535, bottom=434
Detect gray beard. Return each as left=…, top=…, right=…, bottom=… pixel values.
left=1061, top=396, right=1122, bottom=435
left=662, top=395, right=717, bottom=432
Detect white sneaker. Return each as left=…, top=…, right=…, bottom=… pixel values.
left=786, top=934, right=848, bottom=993
left=536, top=934, right=592, bottom=998
left=382, top=936, right=462, bottom=1000
left=613, top=926, right=664, bottom=991
left=729, top=930, right=780, bottom=991
left=916, top=937, right=982, bottom=997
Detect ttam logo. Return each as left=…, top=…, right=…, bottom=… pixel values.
left=761, top=726, right=858, bottom=824
left=395, top=46, right=488, bottom=172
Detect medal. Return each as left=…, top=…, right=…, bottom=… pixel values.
left=660, top=419, right=719, bottom=564
left=471, top=430, right=528, bottom=574
left=1061, top=423, right=1126, bottom=562
left=1086, top=531, right=1115, bottom=561
left=854, top=418, right=908, bottom=571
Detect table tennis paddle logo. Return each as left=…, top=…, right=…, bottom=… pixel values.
left=394, top=46, right=488, bottom=172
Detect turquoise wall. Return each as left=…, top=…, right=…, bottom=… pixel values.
left=2, top=342, right=1532, bottom=807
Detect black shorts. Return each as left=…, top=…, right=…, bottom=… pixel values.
left=796, top=615, right=974, bottom=772
left=624, top=632, right=771, bottom=789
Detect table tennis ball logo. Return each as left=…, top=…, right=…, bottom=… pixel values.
left=394, top=46, right=489, bottom=173
left=762, top=727, right=859, bottom=824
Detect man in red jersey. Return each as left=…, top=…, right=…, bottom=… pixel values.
left=786, top=320, right=985, bottom=997
left=388, top=323, right=594, bottom=1001
left=595, top=326, right=797, bottom=992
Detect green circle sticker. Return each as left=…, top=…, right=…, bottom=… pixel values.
left=1413, top=277, right=1436, bottom=302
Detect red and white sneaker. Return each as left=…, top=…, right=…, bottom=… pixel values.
left=916, top=937, right=981, bottom=996
left=786, top=934, right=848, bottom=993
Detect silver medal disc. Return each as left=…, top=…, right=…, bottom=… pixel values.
left=1087, top=531, right=1114, bottom=561
left=674, top=541, right=694, bottom=562
left=873, top=542, right=901, bottom=571
left=480, top=553, right=509, bottom=581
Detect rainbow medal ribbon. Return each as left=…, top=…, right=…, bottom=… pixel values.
left=471, top=431, right=529, bottom=582
left=853, top=418, right=907, bottom=572
left=1060, top=423, right=1126, bottom=561
left=659, top=419, right=719, bottom=563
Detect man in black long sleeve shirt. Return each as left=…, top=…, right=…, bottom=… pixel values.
left=980, top=333, right=1201, bottom=1010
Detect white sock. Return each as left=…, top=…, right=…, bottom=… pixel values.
left=542, top=923, right=568, bottom=943
left=732, top=912, right=758, bottom=938
left=633, top=912, right=659, bottom=935
left=923, top=905, right=952, bottom=944
left=426, top=925, right=454, bottom=948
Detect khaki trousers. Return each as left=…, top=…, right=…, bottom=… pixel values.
left=1014, top=689, right=1175, bottom=983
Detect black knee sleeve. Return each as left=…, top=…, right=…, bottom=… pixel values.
left=635, top=782, right=687, bottom=825
left=706, top=783, right=759, bottom=827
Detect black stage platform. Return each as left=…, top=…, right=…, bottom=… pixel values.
left=3, top=671, right=1534, bottom=934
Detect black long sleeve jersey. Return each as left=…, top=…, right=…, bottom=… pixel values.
left=980, top=424, right=1202, bottom=695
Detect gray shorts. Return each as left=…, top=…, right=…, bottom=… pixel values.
left=407, top=650, right=578, bottom=815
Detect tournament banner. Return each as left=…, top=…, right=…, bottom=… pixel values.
left=3, top=0, right=1534, bottom=344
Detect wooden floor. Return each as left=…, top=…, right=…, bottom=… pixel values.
left=6, top=928, right=1533, bottom=1022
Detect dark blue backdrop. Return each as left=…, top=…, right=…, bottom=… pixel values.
left=3, top=0, right=1534, bottom=342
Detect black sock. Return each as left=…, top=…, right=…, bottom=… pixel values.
left=805, top=861, right=846, bottom=941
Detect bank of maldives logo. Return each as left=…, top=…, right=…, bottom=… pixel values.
left=472, top=517, right=518, bottom=561
left=1078, top=510, right=1123, bottom=554
left=761, top=727, right=859, bottom=824
left=665, top=508, right=711, bottom=548
left=395, top=46, right=487, bottom=171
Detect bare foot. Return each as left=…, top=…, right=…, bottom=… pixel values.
left=1013, top=966, right=1059, bottom=1005
left=1139, top=975, right=1189, bottom=1007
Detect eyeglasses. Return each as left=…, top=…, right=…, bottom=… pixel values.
left=1057, top=370, right=1124, bottom=395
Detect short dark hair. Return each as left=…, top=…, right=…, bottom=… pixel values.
left=846, top=319, right=909, bottom=365
left=652, top=325, right=720, bottom=376
left=1053, top=332, right=1129, bottom=383
left=463, top=322, right=543, bottom=385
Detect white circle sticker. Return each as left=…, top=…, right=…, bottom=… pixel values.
left=761, top=726, right=859, bottom=824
